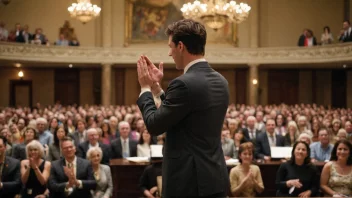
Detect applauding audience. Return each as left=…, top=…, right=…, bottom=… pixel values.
left=20, top=140, right=51, bottom=198
left=48, top=137, right=96, bottom=198
left=230, top=142, right=264, bottom=197
left=276, top=141, right=320, bottom=197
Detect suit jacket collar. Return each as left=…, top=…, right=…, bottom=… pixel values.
left=184, top=58, right=207, bottom=74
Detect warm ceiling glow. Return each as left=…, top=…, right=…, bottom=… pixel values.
left=68, top=0, right=101, bottom=24
left=252, top=79, right=258, bottom=85
left=14, top=63, right=21, bottom=67
left=18, top=71, right=24, bottom=78
left=181, top=0, right=251, bottom=31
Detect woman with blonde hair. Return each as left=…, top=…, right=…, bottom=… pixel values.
left=230, top=142, right=264, bottom=197
left=87, top=147, right=113, bottom=198
left=284, top=121, right=300, bottom=146
left=20, top=140, right=51, bottom=198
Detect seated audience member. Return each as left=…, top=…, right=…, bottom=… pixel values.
left=9, top=123, right=22, bottom=144
left=345, top=120, right=352, bottom=139
left=230, top=142, right=264, bottom=197
left=31, top=28, right=46, bottom=45
left=69, top=36, right=80, bottom=46
left=108, top=116, right=120, bottom=139
left=255, top=119, right=285, bottom=160
left=110, top=121, right=138, bottom=159
left=137, top=128, right=154, bottom=157
left=36, top=118, right=54, bottom=146
left=284, top=121, right=300, bottom=146
left=47, top=126, right=68, bottom=161
left=70, top=119, right=87, bottom=147
left=255, top=111, right=265, bottom=133
left=100, top=122, right=113, bottom=145
left=297, top=116, right=313, bottom=136
left=233, top=128, right=247, bottom=158
left=21, top=140, right=51, bottom=198
left=139, top=161, right=162, bottom=198
left=228, top=119, right=239, bottom=138
left=336, top=129, right=347, bottom=141
left=76, top=128, right=110, bottom=165
left=87, top=147, right=113, bottom=198
left=48, top=137, right=97, bottom=198
left=0, top=127, right=12, bottom=156
left=0, top=21, right=8, bottom=41
left=320, top=140, right=352, bottom=197
left=275, top=114, right=287, bottom=136
left=310, top=128, right=333, bottom=162
left=276, top=141, right=320, bottom=197
left=243, top=116, right=261, bottom=142
left=66, top=119, right=75, bottom=134
left=0, top=136, right=21, bottom=198
left=12, top=127, right=38, bottom=161
left=221, top=129, right=236, bottom=159
left=297, top=133, right=312, bottom=145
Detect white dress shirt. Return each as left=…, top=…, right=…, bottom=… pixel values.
left=120, top=137, right=130, bottom=158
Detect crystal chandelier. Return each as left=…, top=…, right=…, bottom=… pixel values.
left=181, top=0, right=251, bottom=31
left=68, top=0, right=101, bottom=24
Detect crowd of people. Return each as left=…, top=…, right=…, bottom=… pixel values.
left=298, top=20, right=352, bottom=47
left=0, top=103, right=351, bottom=197
left=0, top=22, right=80, bottom=46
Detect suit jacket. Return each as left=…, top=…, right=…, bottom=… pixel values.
left=69, top=131, right=86, bottom=147
left=255, top=132, right=285, bottom=159
left=110, top=138, right=137, bottom=159
left=91, top=164, right=113, bottom=198
left=243, top=128, right=262, bottom=143
left=76, top=141, right=110, bottom=165
left=222, top=138, right=236, bottom=158
left=11, top=143, right=27, bottom=161
left=0, top=156, right=21, bottom=198
left=48, top=157, right=96, bottom=198
left=342, top=27, right=352, bottom=42
left=15, top=30, right=25, bottom=43
left=47, top=144, right=61, bottom=161
left=137, top=62, right=230, bottom=197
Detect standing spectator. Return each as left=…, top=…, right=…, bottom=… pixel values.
left=31, top=28, right=46, bottom=45
left=0, top=21, right=8, bottom=41
left=69, top=35, right=80, bottom=46
left=14, top=23, right=25, bottom=43
left=304, top=29, right=318, bottom=47
left=298, top=29, right=308, bottom=46
left=22, top=25, right=32, bottom=44
left=340, top=20, right=352, bottom=42
left=55, top=33, right=69, bottom=46
left=321, top=26, right=334, bottom=45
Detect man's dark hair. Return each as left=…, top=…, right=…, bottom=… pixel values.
left=0, top=136, right=7, bottom=147
left=344, top=20, right=351, bottom=25
left=165, top=19, right=207, bottom=56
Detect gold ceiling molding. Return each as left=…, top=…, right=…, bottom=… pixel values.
left=0, top=42, right=352, bottom=65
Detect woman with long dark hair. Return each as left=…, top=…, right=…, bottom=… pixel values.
left=321, top=140, right=352, bottom=197
left=47, top=126, right=68, bottom=161
left=276, top=141, right=320, bottom=197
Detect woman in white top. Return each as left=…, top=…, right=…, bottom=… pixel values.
left=321, top=26, right=334, bottom=45
left=137, top=128, right=154, bottom=157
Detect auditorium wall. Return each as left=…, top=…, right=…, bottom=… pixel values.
left=0, top=68, right=54, bottom=107
left=0, top=0, right=345, bottom=48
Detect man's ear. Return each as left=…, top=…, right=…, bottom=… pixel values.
left=178, top=41, right=184, bottom=51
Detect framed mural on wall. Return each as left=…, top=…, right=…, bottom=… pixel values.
left=124, top=0, right=238, bottom=46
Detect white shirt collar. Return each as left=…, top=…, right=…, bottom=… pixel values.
left=120, top=137, right=129, bottom=143
left=183, top=58, right=207, bottom=74
left=65, top=156, right=77, bottom=166
left=89, top=142, right=99, bottom=149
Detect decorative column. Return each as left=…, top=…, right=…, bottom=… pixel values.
left=101, top=63, right=112, bottom=106
left=248, top=64, right=259, bottom=105
left=250, top=0, right=259, bottom=48
left=102, top=0, right=112, bottom=47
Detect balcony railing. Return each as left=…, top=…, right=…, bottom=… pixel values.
left=1, top=42, right=352, bottom=65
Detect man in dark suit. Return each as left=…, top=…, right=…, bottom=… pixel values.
left=255, top=119, right=285, bottom=161
left=0, top=136, right=21, bottom=198
left=136, top=19, right=229, bottom=197
left=48, top=137, right=96, bottom=198
left=342, top=20, right=352, bottom=42
left=243, top=116, right=262, bottom=143
left=76, top=128, right=110, bottom=164
left=110, top=121, right=138, bottom=158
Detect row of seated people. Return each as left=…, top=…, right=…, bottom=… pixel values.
left=222, top=117, right=351, bottom=162
left=139, top=139, right=352, bottom=197
left=0, top=136, right=112, bottom=198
